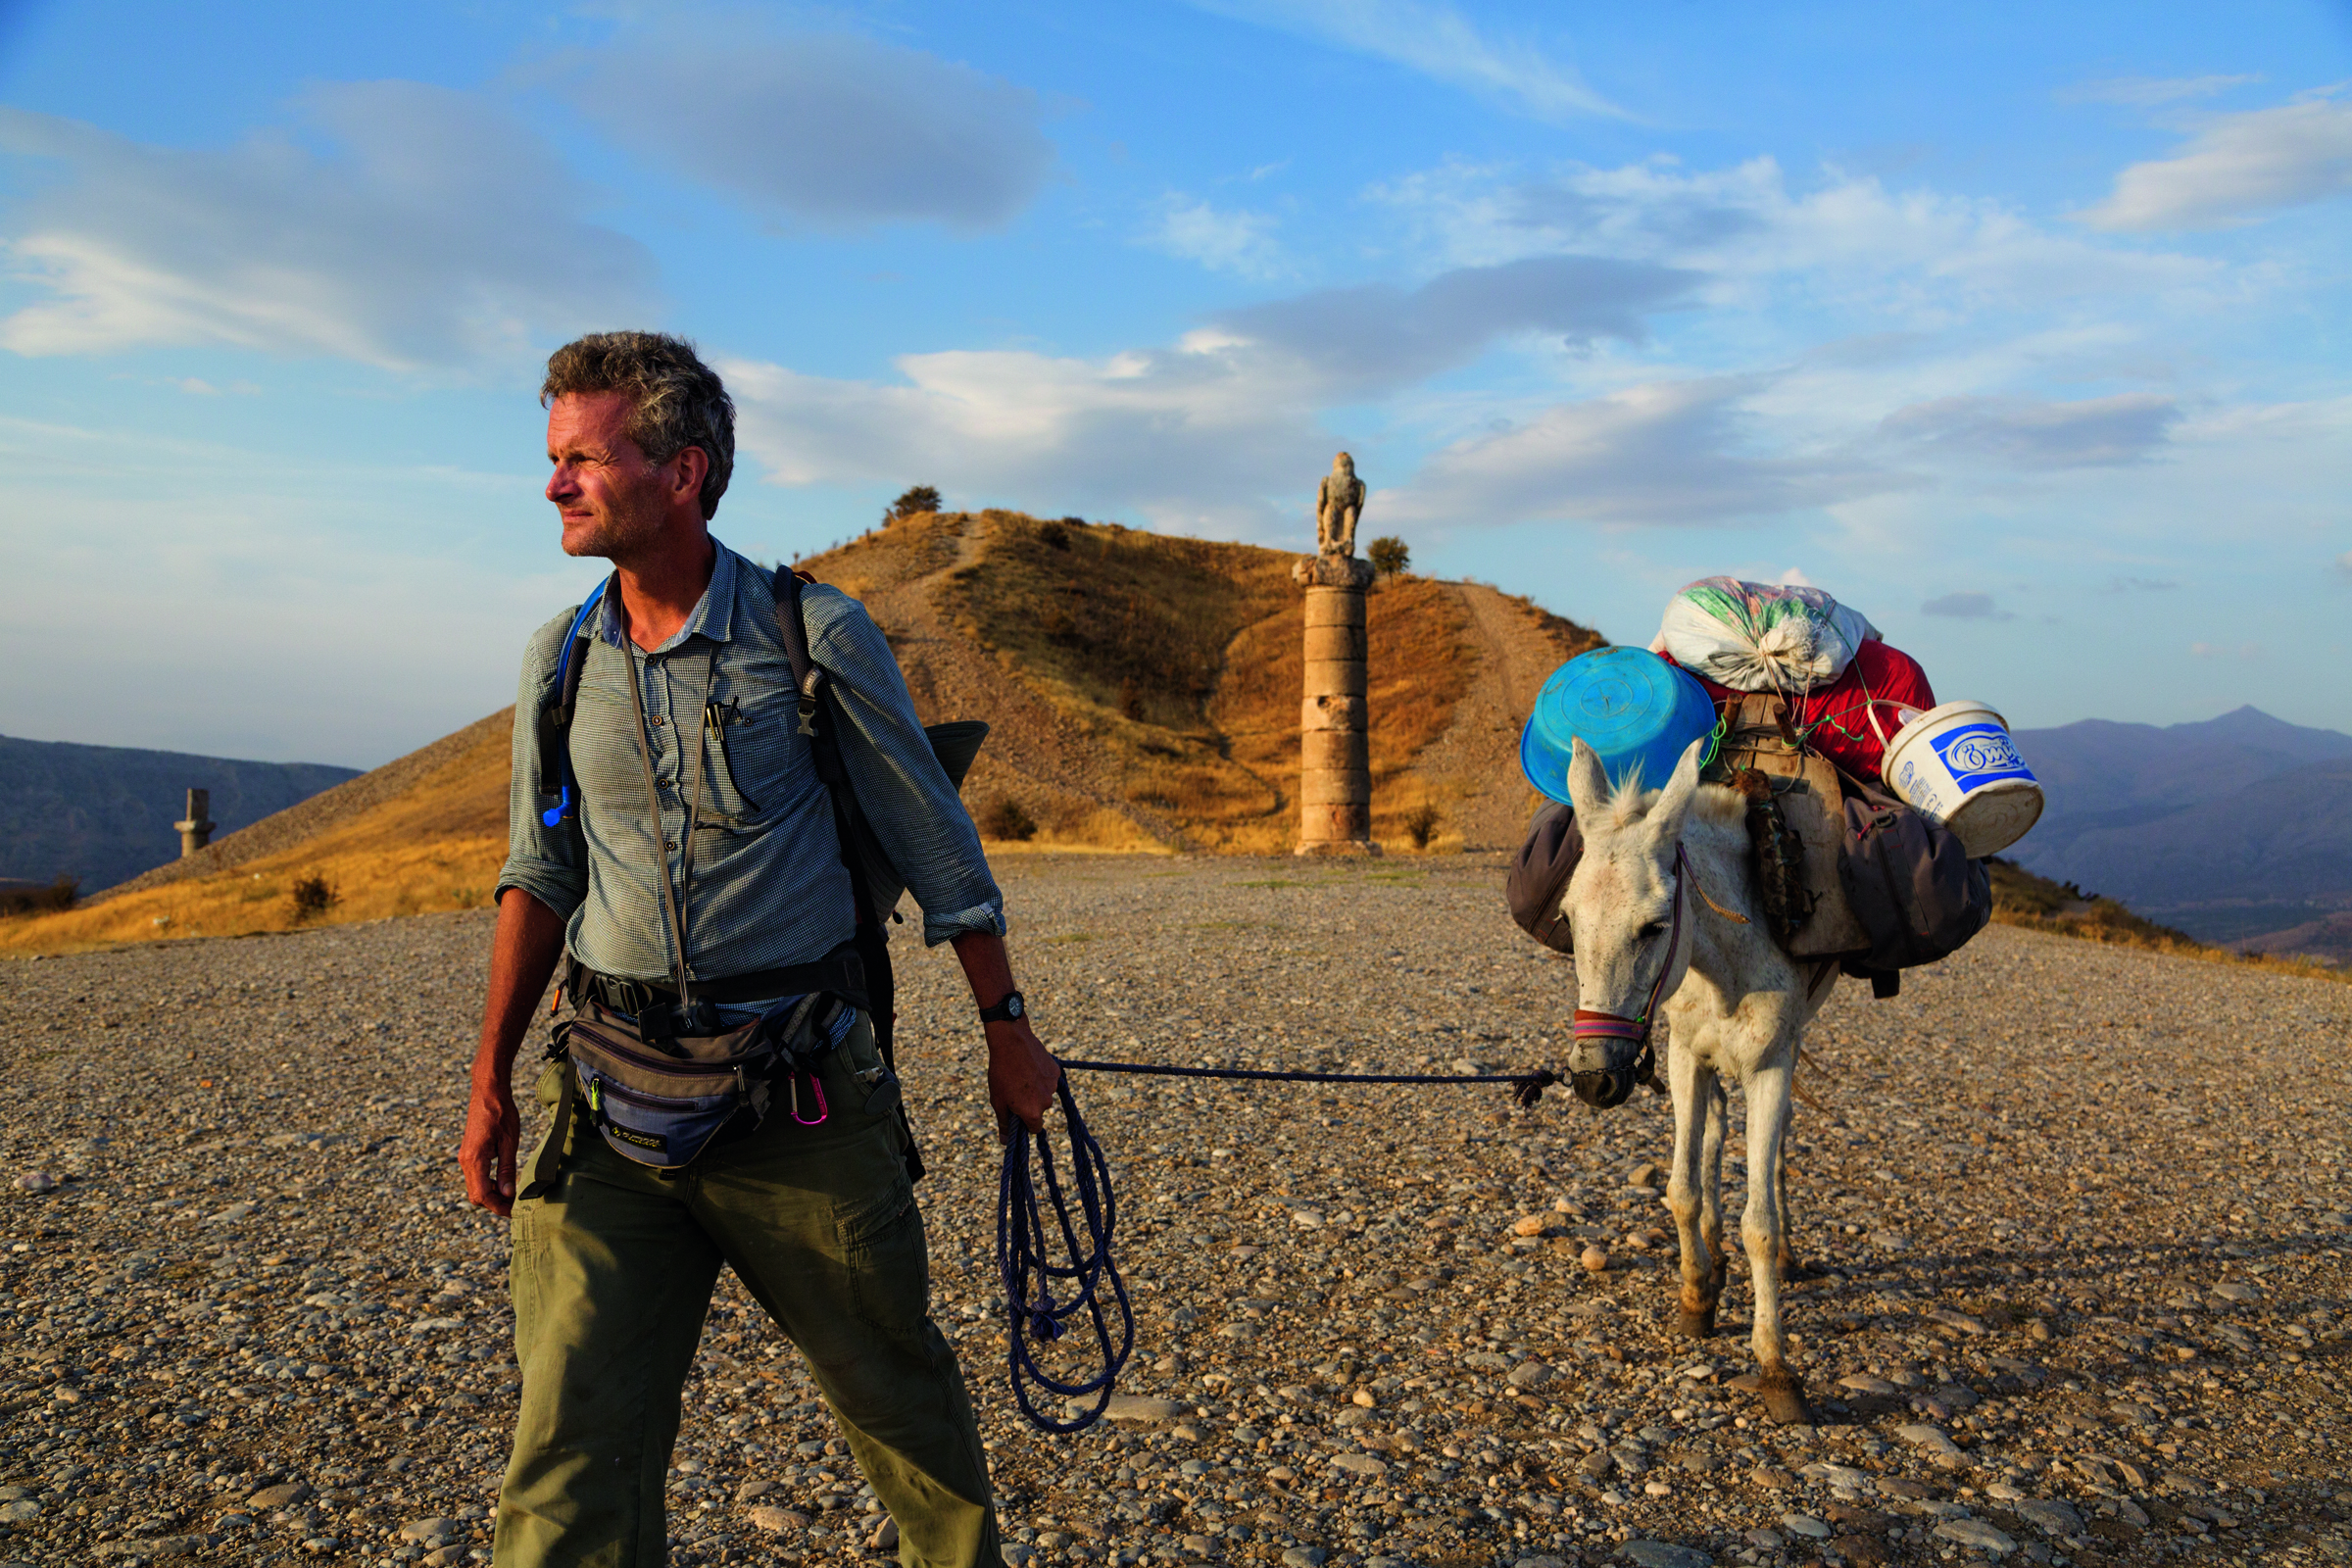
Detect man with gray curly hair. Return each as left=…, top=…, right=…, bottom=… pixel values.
left=463, top=330, right=1057, bottom=1566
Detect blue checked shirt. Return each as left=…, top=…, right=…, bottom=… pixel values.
left=497, top=542, right=1005, bottom=983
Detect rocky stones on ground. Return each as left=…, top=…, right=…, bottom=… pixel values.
left=1620, top=1542, right=1711, bottom=1568
left=1, top=863, right=2347, bottom=1568
left=1935, top=1516, right=2019, bottom=1553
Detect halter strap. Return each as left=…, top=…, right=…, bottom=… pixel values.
left=1572, top=843, right=1739, bottom=1044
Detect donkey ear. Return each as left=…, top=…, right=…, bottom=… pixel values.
left=1565, top=738, right=1611, bottom=821
left=1647, top=736, right=1708, bottom=841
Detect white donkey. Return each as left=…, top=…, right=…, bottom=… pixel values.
left=1559, top=736, right=1835, bottom=1425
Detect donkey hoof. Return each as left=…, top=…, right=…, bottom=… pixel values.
left=1757, top=1368, right=1814, bottom=1426
left=1675, top=1302, right=1719, bottom=1339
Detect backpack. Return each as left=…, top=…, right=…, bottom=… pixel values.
left=533, top=565, right=987, bottom=1182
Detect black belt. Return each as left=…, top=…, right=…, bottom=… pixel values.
left=568, top=946, right=868, bottom=1021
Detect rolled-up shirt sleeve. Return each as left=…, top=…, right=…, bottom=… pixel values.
left=806, top=585, right=1006, bottom=946
left=496, top=612, right=592, bottom=920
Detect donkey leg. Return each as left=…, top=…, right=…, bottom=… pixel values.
left=1774, top=1146, right=1805, bottom=1282
left=1666, top=1044, right=1720, bottom=1339
left=1741, top=1059, right=1813, bottom=1425
left=1698, top=1074, right=1731, bottom=1299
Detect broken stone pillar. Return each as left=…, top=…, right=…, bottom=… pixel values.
left=1293, top=553, right=1380, bottom=857
left=174, top=788, right=216, bottom=858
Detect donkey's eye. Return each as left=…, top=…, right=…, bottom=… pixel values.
left=1636, top=920, right=1666, bottom=942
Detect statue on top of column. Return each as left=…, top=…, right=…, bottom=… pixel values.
left=1315, top=452, right=1366, bottom=559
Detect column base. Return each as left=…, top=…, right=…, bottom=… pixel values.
left=1294, top=839, right=1384, bottom=858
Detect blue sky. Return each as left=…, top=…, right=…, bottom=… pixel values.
left=3, top=1, right=2350, bottom=766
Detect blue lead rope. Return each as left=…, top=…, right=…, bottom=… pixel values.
left=997, top=1076, right=1134, bottom=1434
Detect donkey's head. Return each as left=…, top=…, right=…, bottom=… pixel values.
left=1559, top=735, right=1708, bottom=1107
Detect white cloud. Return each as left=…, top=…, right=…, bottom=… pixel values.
left=2082, top=92, right=2352, bottom=231
left=722, top=340, right=1332, bottom=535
left=1146, top=198, right=1286, bottom=278
left=1922, top=591, right=2014, bottom=621
left=564, top=32, right=1055, bottom=231
left=1878, top=393, right=2180, bottom=469
left=1189, top=0, right=1622, bottom=122
left=1371, top=154, right=2217, bottom=311
left=2063, top=74, right=2261, bottom=108
left=0, top=86, right=656, bottom=368
left=1209, top=253, right=1697, bottom=397
left=1378, top=376, right=1910, bottom=529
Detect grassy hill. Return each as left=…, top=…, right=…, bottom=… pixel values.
left=0, top=512, right=1598, bottom=954
left=1987, top=857, right=2345, bottom=982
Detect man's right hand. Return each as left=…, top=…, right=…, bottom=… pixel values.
left=464, top=888, right=568, bottom=1218
left=462, top=1079, right=522, bottom=1217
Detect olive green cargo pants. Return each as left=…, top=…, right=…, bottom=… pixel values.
left=494, top=1017, right=1001, bottom=1567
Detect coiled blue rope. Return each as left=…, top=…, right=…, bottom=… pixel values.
left=997, top=1075, right=1134, bottom=1434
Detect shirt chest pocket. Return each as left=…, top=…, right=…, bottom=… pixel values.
left=695, top=668, right=808, bottom=832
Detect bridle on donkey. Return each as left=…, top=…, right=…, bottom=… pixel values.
left=1569, top=844, right=1747, bottom=1109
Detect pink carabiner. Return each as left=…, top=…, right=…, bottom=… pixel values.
left=791, top=1072, right=829, bottom=1127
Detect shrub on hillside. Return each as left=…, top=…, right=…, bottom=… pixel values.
left=0, top=875, right=77, bottom=916
left=1368, top=536, right=1410, bottom=578
left=884, top=485, right=942, bottom=525
left=290, top=874, right=338, bottom=921
left=1403, top=804, right=1442, bottom=850
left=978, top=798, right=1038, bottom=842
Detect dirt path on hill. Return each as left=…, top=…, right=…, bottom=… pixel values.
left=1414, top=583, right=1575, bottom=851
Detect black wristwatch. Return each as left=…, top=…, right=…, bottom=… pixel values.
left=978, top=990, right=1027, bottom=1024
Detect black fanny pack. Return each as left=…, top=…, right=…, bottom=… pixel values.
left=516, top=951, right=869, bottom=1198
left=563, top=988, right=851, bottom=1169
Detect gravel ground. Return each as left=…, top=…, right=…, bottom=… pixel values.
left=2, top=854, right=2349, bottom=1568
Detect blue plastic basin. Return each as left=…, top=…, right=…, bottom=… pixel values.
left=1521, top=647, right=1717, bottom=803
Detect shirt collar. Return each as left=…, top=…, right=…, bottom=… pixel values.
left=595, top=538, right=740, bottom=653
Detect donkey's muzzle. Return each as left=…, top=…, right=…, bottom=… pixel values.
left=1571, top=1066, right=1639, bottom=1109
left=1570, top=1008, right=1653, bottom=1111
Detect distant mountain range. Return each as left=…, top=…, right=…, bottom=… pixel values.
left=2009, top=706, right=2352, bottom=959
left=0, top=735, right=358, bottom=895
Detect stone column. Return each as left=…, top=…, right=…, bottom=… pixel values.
left=1293, top=554, right=1379, bottom=856
left=174, top=788, right=216, bottom=858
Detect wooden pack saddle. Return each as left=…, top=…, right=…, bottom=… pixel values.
left=1709, top=694, right=1867, bottom=959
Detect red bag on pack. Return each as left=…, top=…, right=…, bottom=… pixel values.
left=1669, top=639, right=1935, bottom=785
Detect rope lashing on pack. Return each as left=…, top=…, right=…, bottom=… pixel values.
left=995, top=1056, right=1565, bottom=1434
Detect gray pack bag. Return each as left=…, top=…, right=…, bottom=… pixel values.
left=1506, top=803, right=1583, bottom=955
left=1838, top=786, right=1991, bottom=978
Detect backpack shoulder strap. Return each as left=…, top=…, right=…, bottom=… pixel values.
left=773, top=564, right=923, bottom=1179
left=536, top=574, right=614, bottom=829
left=772, top=567, right=828, bottom=741
left=771, top=568, right=870, bottom=919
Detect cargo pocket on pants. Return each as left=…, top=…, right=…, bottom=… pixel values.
left=838, top=1174, right=927, bottom=1337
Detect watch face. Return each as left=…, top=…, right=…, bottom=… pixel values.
left=1004, top=993, right=1025, bottom=1018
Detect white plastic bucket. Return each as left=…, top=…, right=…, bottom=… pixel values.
left=1872, top=700, right=2044, bottom=858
